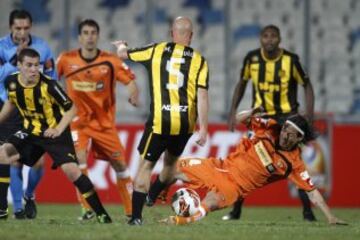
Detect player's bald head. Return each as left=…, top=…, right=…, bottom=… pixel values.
left=171, top=16, right=193, bottom=45
left=172, top=16, right=193, bottom=35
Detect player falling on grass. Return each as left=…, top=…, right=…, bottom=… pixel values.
left=57, top=19, right=138, bottom=220
left=225, top=24, right=316, bottom=222
left=0, top=48, right=111, bottom=223
left=160, top=108, right=347, bottom=225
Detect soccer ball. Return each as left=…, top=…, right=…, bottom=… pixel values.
left=171, top=188, right=200, bottom=217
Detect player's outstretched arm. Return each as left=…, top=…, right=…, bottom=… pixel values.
left=126, top=80, right=139, bottom=107
left=306, top=189, right=348, bottom=225
left=303, top=79, right=315, bottom=123
left=236, top=107, right=264, bottom=125
left=228, top=79, right=248, bottom=131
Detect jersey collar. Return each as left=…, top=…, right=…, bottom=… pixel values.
left=79, top=49, right=100, bottom=63
left=17, top=73, right=40, bottom=88
left=260, top=48, right=283, bottom=62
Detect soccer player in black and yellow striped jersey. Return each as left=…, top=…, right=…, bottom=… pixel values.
left=0, top=9, right=58, bottom=220
left=113, top=16, right=209, bottom=225
left=225, top=25, right=316, bottom=222
left=0, top=48, right=111, bottom=223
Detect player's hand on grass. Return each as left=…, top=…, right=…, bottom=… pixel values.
left=44, top=128, right=61, bottom=138
left=329, top=216, right=348, bottom=226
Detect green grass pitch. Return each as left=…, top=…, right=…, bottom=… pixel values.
left=1, top=204, right=359, bottom=240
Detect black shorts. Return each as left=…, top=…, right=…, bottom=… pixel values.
left=0, top=100, right=23, bottom=142
left=137, top=128, right=192, bottom=162
left=7, top=128, right=78, bottom=168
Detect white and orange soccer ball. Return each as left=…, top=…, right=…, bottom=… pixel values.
left=171, top=188, right=200, bottom=217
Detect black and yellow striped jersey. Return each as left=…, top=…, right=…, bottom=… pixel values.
left=4, top=72, right=73, bottom=136
left=128, top=42, right=209, bottom=135
left=241, top=48, right=309, bottom=116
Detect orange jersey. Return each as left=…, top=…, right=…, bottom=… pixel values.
left=57, top=49, right=135, bottom=129
left=178, top=157, right=240, bottom=208
left=178, top=117, right=315, bottom=206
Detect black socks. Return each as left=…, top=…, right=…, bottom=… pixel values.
left=131, top=191, right=147, bottom=219
left=148, top=176, right=168, bottom=202
left=73, top=174, right=108, bottom=216
left=0, top=164, right=10, bottom=210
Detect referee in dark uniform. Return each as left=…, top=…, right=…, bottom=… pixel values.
left=226, top=25, right=316, bottom=221
left=114, top=16, right=209, bottom=225
left=0, top=48, right=111, bottom=223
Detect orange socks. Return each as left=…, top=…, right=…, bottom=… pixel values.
left=116, top=169, right=133, bottom=216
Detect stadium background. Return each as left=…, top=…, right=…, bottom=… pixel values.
left=0, top=0, right=359, bottom=207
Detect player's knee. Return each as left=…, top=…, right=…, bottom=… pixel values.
left=133, top=174, right=150, bottom=192
left=75, top=150, right=87, bottom=164
left=61, top=162, right=82, bottom=182
left=142, top=159, right=155, bottom=170
left=134, top=181, right=148, bottom=192
left=0, top=147, right=7, bottom=163
left=110, top=159, right=127, bottom=172
left=0, top=144, right=13, bottom=164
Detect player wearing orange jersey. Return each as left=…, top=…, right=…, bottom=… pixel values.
left=161, top=108, right=347, bottom=225
left=57, top=19, right=139, bottom=220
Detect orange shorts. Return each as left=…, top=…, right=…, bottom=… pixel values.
left=71, top=126, right=125, bottom=162
left=177, top=157, right=240, bottom=209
